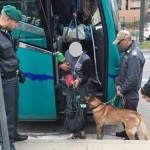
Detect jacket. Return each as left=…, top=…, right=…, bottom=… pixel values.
left=115, top=41, right=145, bottom=99
left=0, top=31, right=19, bottom=74
left=65, top=50, right=91, bottom=85
left=51, top=0, right=76, bottom=26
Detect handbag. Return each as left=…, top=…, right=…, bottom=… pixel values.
left=64, top=89, right=84, bottom=133
left=62, top=17, right=85, bottom=42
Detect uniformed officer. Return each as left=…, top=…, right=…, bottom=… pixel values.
left=113, top=30, right=145, bottom=140
left=0, top=5, right=28, bottom=150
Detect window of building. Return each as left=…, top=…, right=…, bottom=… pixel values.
left=130, top=7, right=140, bottom=10
left=130, top=0, right=140, bottom=2
left=117, top=0, right=122, bottom=10
left=126, top=0, right=128, bottom=10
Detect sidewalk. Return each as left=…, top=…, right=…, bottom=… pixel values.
left=14, top=139, right=150, bottom=150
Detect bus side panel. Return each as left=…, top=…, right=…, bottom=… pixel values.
left=17, top=47, right=57, bottom=120
left=102, top=0, right=120, bottom=106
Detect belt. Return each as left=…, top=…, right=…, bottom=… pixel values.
left=1, top=70, right=19, bottom=79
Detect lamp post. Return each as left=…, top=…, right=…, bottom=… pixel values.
left=139, top=0, right=146, bottom=42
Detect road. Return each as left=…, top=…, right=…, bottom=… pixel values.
left=17, top=51, right=150, bottom=140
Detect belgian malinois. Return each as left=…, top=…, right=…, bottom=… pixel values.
left=83, top=94, right=149, bottom=140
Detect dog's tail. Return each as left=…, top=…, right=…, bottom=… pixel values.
left=138, top=115, right=149, bottom=140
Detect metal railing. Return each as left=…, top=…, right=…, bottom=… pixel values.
left=0, top=73, right=10, bottom=150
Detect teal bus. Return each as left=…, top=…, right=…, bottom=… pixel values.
left=0, top=0, right=121, bottom=121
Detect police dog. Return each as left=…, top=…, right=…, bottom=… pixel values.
left=83, top=94, right=149, bottom=140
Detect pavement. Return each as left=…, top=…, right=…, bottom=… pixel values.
left=13, top=139, right=150, bottom=150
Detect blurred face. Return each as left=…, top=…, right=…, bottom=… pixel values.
left=117, top=38, right=128, bottom=52
left=6, top=17, right=19, bottom=31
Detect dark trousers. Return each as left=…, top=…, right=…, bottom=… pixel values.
left=0, top=77, right=19, bottom=143
left=124, top=98, right=139, bottom=111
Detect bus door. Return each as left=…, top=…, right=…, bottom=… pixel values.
left=17, top=42, right=56, bottom=120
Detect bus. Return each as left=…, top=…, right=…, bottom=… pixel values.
left=0, top=0, right=121, bottom=121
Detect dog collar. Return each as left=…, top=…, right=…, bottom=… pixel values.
left=91, top=102, right=103, bottom=110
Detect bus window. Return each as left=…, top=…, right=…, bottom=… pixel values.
left=110, top=0, right=121, bottom=32
left=22, top=0, right=41, bottom=27
left=0, top=0, right=49, bottom=49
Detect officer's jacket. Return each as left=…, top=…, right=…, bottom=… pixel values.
left=0, top=31, right=19, bottom=74
left=116, top=41, right=145, bottom=99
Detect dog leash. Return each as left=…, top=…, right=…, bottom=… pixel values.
left=112, top=94, right=126, bottom=108
left=104, top=94, right=126, bottom=108
left=102, top=94, right=117, bottom=105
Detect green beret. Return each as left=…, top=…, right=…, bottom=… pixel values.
left=3, top=5, right=22, bottom=21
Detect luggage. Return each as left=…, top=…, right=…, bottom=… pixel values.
left=64, top=89, right=84, bottom=133
left=62, top=17, right=91, bottom=42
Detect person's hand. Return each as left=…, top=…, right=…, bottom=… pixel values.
left=73, top=79, right=80, bottom=88
left=59, top=63, right=70, bottom=71
left=73, top=13, right=77, bottom=18
left=18, top=70, right=25, bottom=84
left=141, top=94, right=150, bottom=102
left=116, top=86, right=123, bottom=97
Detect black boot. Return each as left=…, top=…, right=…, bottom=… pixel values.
left=116, top=130, right=127, bottom=137
left=124, top=136, right=130, bottom=140
left=11, top=134, right=28, bottom=142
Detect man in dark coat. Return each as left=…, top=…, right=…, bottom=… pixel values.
left=0, top=5, right=28, bottom=150
left=113, top=30, right=145, bottom=140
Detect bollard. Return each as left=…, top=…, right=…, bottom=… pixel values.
left=0, top=73, right=10, bottom=150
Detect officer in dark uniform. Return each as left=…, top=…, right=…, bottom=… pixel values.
left=113, top=30, right=145, bottom=140
left=0, top=5, right=28, bottom=150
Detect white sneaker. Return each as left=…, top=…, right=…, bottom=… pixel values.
left=67, top=133, right=75, bottom=139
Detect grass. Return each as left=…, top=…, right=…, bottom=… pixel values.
left=128, top=30, right=150, bottom=49
left=138, top=41, right=150, bottom=49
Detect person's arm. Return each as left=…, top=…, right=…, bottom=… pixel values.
left=90, top=0, right=98, bottom=16
left=72, top=0, right=77, bottom=17
left=141, top=77, right=150, bottom=97
left=73, top=59, right=91, bottom=88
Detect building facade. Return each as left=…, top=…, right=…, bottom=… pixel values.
left=117, top=0, right=150, bottom=23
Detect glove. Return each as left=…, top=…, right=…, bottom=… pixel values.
left=18, top=70, right=25, bottom=84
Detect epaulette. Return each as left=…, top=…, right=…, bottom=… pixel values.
left=126, top=49, right=132, bottom=54
left=132, top=51, right=137, bottom=56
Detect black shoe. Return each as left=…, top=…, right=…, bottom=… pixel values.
left=116, top=130, right=127, bottom=137
left=124, top=136, right=130, bottom=140
left=14, top=134, right=28, bottom=142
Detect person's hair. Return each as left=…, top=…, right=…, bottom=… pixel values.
left=0, top=10, right=9, bottom=20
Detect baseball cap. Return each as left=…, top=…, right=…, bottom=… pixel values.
left=3, top=5, right=22, bottom=21
left=113, top=30, right=131, bottom=45
left=69, top=41, right=83, bottom=57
